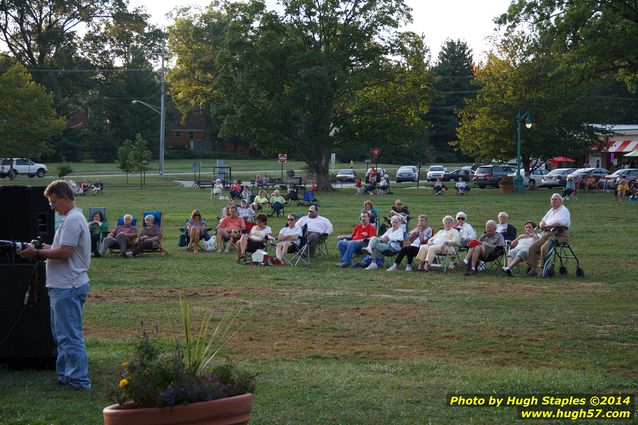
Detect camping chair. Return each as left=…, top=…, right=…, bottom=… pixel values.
left=288, top=224, right=310, bottom=266
left=476, top=246, right=506, bottom=272
left=139, top=211, right=168, bottom=256
left=297, top=191, right=319, bottom=207
left=541, top=228, right=584, bottom=278
left=430, top=244, right=462, bottom=272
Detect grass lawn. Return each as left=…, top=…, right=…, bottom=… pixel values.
left=0, top=177, right=635, bottom=425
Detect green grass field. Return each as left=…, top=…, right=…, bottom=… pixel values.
left=0, top=176, right=635, bottom=425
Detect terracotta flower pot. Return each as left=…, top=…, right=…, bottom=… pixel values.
left=103, top=393, right=253, bottom=425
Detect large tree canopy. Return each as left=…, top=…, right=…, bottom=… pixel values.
left=455, top=34, right=602, bottom=170
left=0, top=63, right=64, bottom=158
left=497, top=0, right=638, bottom=91
left=169, top=0, right=434, bottom=189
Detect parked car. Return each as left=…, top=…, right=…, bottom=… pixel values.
left=0, top=158, right=48, bottom=179
left=335, top=168, right=357, bottom=182
left=364, top=167, right=387, bottom=183
left=443, top=168, right=473, bottom=182
left=540, top=168, right=577, bottom=188
left=567, top=168, right=610, bottom=182
left=426, top=165, right=447, bottom=181
left=600, top=168, right=638, bottom=186
left=508, top=168, right=549, bottom=188
left=472, top=164, right=516, bottom=188
left=395, top=166, right=419, bottom=183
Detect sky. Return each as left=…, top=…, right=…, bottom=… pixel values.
left=130, top=0, right=513, bottom=63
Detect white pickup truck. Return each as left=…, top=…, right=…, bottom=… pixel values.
left=0, top=158, right=48, bottom=179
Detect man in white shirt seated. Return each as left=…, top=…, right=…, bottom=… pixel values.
left=526, top=193, right=571, bottom=277
left=295, top=205, right=333, bottom=257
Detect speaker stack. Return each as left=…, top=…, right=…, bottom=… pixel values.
left=0, top=186, right=56, bottom=369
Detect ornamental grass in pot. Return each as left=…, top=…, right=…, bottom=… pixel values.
left=103, top=298, right=255, bottom=425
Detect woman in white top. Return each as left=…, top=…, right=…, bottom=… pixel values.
left=416, top=215, right=461, bottom=272
left=387, top=215, right=432, bottom=272
left=503, top=221, right=539, bottom=275
left=362, top=216, right=405, bottom=270
left=274, top=214, right=302, bottom=265
left=236, top=213, right=272, bottom=263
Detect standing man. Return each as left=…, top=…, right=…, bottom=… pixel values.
left=526, top=193, right=571, bottom=277
left=295, top=205, right=333, bottom=257
left=18, top=180, right=91, bottom=390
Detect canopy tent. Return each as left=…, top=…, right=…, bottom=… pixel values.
left=550, top=156, right=576, bottom=163
left=624, top=150, right=638, bottom=157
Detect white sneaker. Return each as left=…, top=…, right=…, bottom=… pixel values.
left=362, top=246, right=372, bottom=255
left=405, top=264, right=413, bottom=272
left=224, top=247, right=230, bottom=253
left=502, top=266, right=509, bottom=272
left=387, top=263, right=397, bottom=272
left=365, top=262, right=378, bottom=270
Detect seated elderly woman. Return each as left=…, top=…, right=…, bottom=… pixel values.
left=362, top=215, right=405, bottom=270
left=269, top=189, right=287, bottom=217
left=415, top=215, right=461, bottom=272
left=462, top=220, right=505, bottom=275
left=87, top=210, right=108, bottom=256
left=387, top=214, right=432, bottom=272
left=503, top=221, right=538, bottom=276
left=496, top=211, right=517, bottom=242
left=361, top=200, right=377, bottom=226
left=125, top=214, right=162, bottom=258
left=212, top=179, right=224, bottom=198
left=454, top=211, right=477, bottom=247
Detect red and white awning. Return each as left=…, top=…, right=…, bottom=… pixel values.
left=607, top=140, right=638, bottom=152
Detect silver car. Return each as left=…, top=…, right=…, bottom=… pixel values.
left=396, top=166, right=418, bottom=183
left=541, top=168, right=576, bottom=188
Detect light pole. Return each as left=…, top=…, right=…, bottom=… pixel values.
left=132, top=99, right=165, bottom=176
left=515, top=111, right=533, bottom=191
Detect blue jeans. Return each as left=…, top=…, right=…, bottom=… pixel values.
left=337, top=239, right=364, bottom=265
left=49, top=284, right=91, bottom=389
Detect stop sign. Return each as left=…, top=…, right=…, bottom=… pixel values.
left=278, top=153, right=288, bottom=164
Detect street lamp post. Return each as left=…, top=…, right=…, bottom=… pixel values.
left=132, top=99, right=165, bottom=176
left=515, top=111, right=533, bottom=191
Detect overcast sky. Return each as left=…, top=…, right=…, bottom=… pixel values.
left=130, top=0, right=513, bottom=63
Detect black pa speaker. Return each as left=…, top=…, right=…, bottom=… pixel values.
left=0, top=186, right=54, bottom=246
left=0, top=261, right=56, bottom=369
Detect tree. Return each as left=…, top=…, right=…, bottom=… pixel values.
left=455, top=35, right=602, bottom=170
left=169, top=0, right=432, bottom=189
left=118, top=139, right=134, bottom=183
left=426, top=39, right=475, bottom=161
left=129, top=133, right=151, bottom=188
left=0, top=64, right=64, bottom=159
left=497, top=0, right=638, bottom=91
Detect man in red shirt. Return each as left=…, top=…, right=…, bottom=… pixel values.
left=215, top=206, right=246, bottom=253
left=336, top=211, right=376, bottom=268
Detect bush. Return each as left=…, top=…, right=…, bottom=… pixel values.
left=57, top=164, right=73, bottom=178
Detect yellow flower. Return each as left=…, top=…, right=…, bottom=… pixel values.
left=121, top=361, right=129, bottom=368
left=119, top=378, right=129, bottom=388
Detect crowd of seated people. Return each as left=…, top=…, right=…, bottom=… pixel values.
left=69, top=179, right=104, bottom=196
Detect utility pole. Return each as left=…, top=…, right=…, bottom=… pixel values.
left=158, top=36, right=167, bottom=176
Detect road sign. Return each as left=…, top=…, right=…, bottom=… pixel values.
left=371, top=147, right=381, bottom=159
left=278, top=153, right=288, bottom=164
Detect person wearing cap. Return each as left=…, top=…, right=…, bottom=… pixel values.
left=526, top=193, right=570, bottom=276
left=454, top=211, right=476, bottom=247
left=336, top=211, right=376, bottom=268
left=237, top=199, right=256, bottom=222
left=295, top=205, right=333, bottom=257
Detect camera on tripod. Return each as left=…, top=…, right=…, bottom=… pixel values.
left=0, top=238, right=44, bottom=254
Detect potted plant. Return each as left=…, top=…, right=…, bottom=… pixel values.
left=103, top=298, right=255, bottom=425
left=499, top=176, right=514, bottom=193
